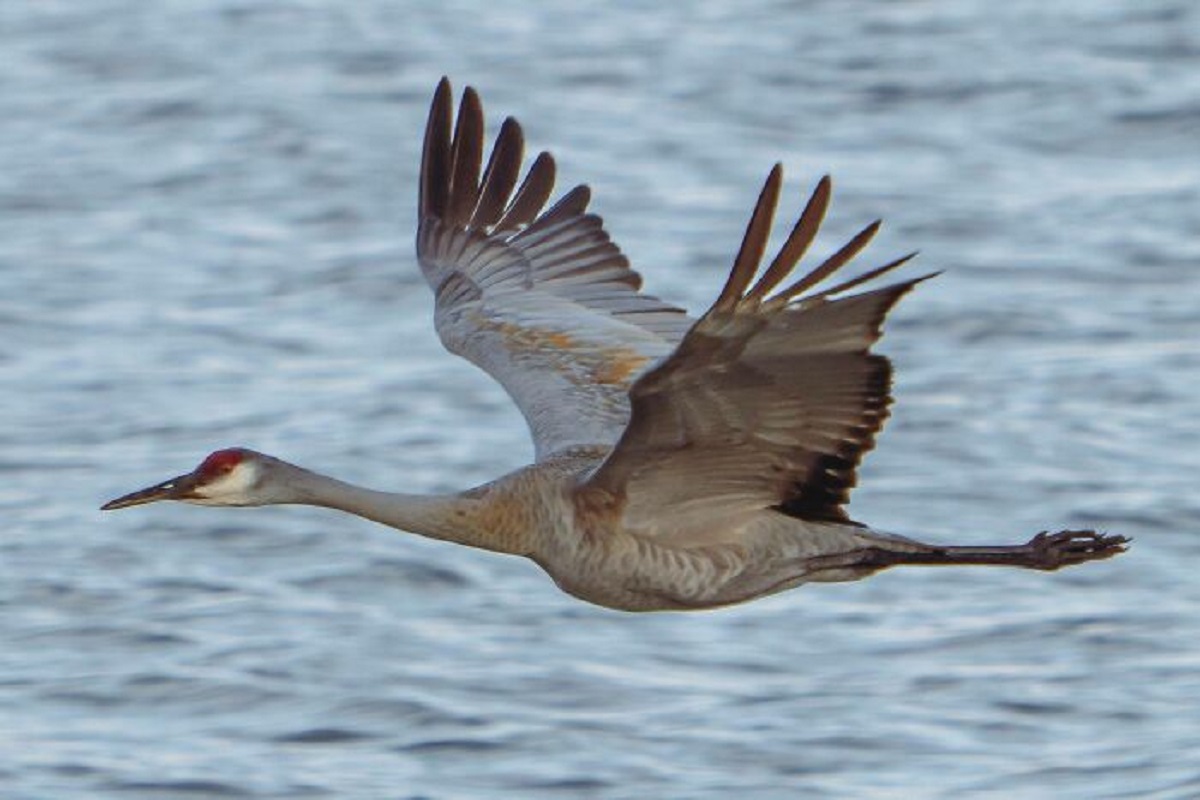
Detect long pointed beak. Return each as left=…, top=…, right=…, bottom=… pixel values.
left=101, top=473, right=197, bottom=511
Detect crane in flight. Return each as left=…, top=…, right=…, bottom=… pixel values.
left=103, top=79, right=1127, bottom=611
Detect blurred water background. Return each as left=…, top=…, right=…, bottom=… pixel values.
left=2, top=1, right=1199, bottom=797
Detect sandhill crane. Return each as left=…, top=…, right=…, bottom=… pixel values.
left=102, top=78, right=1127, bottom=611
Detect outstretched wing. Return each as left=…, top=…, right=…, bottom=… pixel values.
left=416, top=79, right=692, bottom=460
left=581, top=166, right=933, bottom=539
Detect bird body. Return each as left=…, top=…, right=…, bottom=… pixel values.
left=138, top=446, right=926, bottom=611
left=102, top=79, right=1127, bottom=612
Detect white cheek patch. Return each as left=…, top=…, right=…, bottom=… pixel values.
left=187, top=462, right=260, bottom=505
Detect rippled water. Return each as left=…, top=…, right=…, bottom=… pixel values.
left=3, top=1, right=1199, bottom=797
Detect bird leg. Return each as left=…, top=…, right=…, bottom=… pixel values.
left=816, top=529, right=1129, bottom=575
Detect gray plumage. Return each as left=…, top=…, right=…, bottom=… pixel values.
left=102, top=78, right=1127, bottom=612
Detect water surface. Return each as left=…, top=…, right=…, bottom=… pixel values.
left=2, top=1, right=1198, bottom=797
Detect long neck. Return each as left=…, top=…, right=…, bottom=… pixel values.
left=276, top=462, right=522, bottom=555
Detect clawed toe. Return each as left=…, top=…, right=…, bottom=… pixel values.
left=1028, top=529, right=1130, bottom=570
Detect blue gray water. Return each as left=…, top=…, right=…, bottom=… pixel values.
left=3, top=1, right=1198, bottom=797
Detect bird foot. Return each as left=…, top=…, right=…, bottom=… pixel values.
left=1024, top=529, right=1130, bottom=570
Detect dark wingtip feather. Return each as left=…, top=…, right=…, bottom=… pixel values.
left=528, top=184, right=591, bottom=232
left=746, top=174, right=834, bottom=304
left=419, top=78, right=454, bottom=221
left=774, top=217, right=883, bottom=303
left=445, top=86, right=486, bottom=225
left=714, top=164, right=783, bottom=313
left=817, top=252, right=923, bottom=298
left=494, top=151, right=557, bottom=234
left=469, top=116, right=525, bottom=229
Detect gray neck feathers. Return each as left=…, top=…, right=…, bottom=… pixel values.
left=266, top=458, right=483, bottom=546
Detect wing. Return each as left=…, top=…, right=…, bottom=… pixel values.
left=581, top=165, right=934, bottom=539
left=416, top=79, right=693, bottom=460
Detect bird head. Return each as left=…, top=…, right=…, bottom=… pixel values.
left=101, top=448, right=268, bottom=510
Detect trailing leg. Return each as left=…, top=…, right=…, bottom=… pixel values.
left=811, top=529, right=1129, bottom=575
